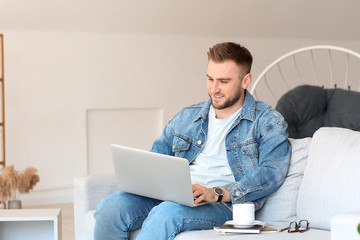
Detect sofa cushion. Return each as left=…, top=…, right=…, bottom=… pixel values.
left=85, top=210, right=96, bottom=240
left=256, top=137, right=312, bottom=227
left=296, top=127, right=360, bottom=230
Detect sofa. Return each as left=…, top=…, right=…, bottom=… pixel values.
left=74, top=127, right=360, bottom=240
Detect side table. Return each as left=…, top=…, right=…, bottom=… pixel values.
left=0, top=208, right=62, bottom=240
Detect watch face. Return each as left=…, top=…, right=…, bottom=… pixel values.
left=214, top=187, right=224, bottom=195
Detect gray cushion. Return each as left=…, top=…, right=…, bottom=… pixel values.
left=324, top=88, right=360, bottom=129
left=275, top=85, right=360, bottom=138
left=255, top=137, right=311, bottom=228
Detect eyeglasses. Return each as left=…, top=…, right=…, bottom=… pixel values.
left=288, top=220, right=310, bottom=233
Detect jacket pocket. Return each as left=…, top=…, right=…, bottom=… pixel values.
left=172, top=135, right=191, bottom=158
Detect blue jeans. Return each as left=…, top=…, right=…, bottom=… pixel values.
left=94, top=191, right=232, bottom=240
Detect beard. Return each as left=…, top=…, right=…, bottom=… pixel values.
left=209, top=86, right=243, bottom=110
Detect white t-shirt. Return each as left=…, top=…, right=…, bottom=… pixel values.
left=190, top=105, right=241, bottom=187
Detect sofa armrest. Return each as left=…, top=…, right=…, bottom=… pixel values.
left=331, top=211, right=360, bottom=240
left=74, top=175, right=119, bottom=240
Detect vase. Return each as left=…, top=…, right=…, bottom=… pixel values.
left=7, top=200, right=22, bottom=209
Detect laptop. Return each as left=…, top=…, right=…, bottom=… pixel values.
left=111, top=144, right=200, bottom=207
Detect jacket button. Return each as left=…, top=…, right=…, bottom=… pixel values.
left=197, top=140, right=202, bottom=145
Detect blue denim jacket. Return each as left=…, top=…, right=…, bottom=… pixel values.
left=151, top=90, right=291, bottom=210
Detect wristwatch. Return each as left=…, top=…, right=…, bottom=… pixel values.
left=213, top=187, right=224, bottom=202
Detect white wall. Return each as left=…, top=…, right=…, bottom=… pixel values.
left=3, top=30, right=360, bottom=205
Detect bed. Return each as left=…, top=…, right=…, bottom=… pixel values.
left=249, top=45, right=360, bottom=138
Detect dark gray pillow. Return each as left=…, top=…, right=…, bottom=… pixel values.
left=324, top=88, right=360, bottom=130
left=275, top=85, right=360, bottom=138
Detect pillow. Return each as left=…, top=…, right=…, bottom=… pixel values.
left=256, top=137, right=312, bottom=227
left=296, top=127, right=360, bottom=230
left=276, top=85, right=360, bottom=139
left=324, top=88, right=360, bottom=131
left=276, top=85, right=326, bottom=138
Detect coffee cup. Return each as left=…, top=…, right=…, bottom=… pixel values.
left=232, top=202, right=255, bottom=225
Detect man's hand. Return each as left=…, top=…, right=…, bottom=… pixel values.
left=192, top=184, right=231, bottom=204
left=192, top=184, right=217, bottom=204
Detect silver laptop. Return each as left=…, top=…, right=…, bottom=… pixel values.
left=111, top=144, right=199, bottom=207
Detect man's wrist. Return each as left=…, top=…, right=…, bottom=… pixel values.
left=213, top=187, right=224, bottom=202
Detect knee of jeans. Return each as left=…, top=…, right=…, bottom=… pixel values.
left=94, top=193, right=131, bottom=227
left=95, top=196, right=118, bottom=222
left=146, top=201, right=185, bottom=225
left=94, top=193, right=134, bottom=239
left=96, top=192, right=152, bottom=228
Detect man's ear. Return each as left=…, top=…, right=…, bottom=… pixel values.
left=242, top=73, right=252, bottom=89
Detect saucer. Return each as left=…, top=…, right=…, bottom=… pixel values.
left=225, top=220, right=265, bottom=228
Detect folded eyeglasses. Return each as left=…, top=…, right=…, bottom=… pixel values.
left=286, top=220, right=310, bottom=233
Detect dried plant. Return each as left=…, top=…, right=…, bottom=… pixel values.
left=0, top=175, right=10, bottom=208
left=0, top=165, right=40, bottom=208
left=17, top=167, right=40, bottom=195
left=2, top=165, right=20, bottom=200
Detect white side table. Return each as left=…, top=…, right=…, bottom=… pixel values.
left=0, top=208, right=62, bottom=240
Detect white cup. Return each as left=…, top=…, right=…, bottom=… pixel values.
left=233, top=202, right=255, bottom=225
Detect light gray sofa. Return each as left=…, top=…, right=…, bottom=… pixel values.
left=74, top=127, right=360, bottom=240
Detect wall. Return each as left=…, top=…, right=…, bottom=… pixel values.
left=3, top=30, right=360, bottom=205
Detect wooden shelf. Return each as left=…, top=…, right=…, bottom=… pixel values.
left=0, top=34, right=4, bottom=167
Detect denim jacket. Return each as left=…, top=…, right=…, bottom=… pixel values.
left=151, top=90, right=291, bottom=210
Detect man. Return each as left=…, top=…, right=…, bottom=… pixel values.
left=94, top=42, right=291, bottom=240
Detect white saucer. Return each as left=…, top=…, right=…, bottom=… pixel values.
left=225, top=220, right=265, bottom=228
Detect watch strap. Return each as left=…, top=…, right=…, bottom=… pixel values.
left=217, top=193, right=223, bottom=202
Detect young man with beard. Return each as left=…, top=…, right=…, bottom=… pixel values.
left=94, top=42, right=291, bottom=240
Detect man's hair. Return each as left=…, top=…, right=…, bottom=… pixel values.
left=207, top=42, right=253, bottom=74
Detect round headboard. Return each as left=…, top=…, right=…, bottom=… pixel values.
left=250, top=45, right=360, bottom=107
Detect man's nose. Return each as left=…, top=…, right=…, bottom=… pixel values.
left=212, top=81, right=220, bottom=93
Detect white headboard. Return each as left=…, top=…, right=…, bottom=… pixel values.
left=250, top=45, right=360, bottom=107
